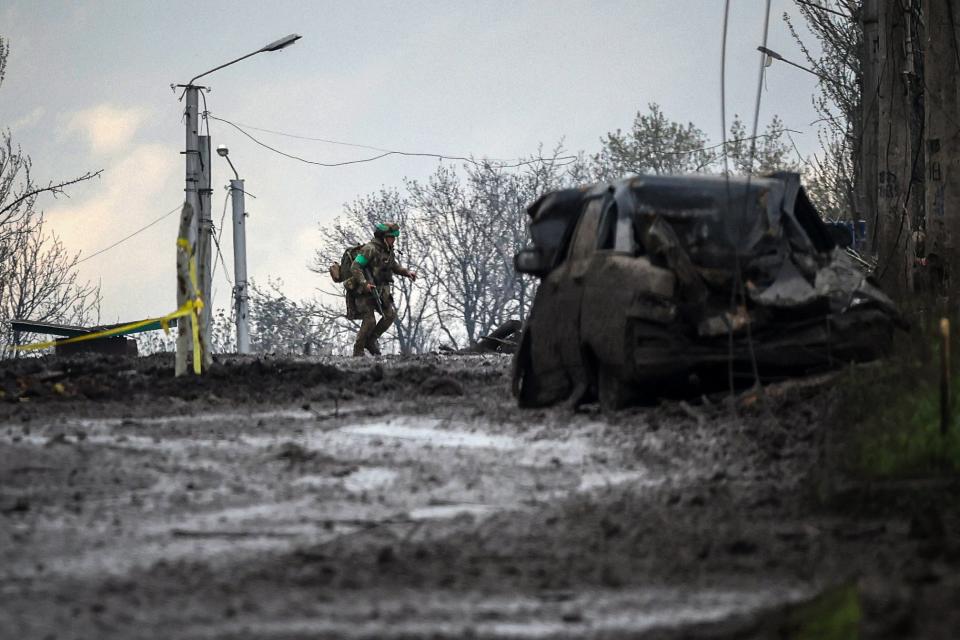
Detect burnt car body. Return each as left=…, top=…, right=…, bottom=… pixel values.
left=512, top=172, right=901, bottom=409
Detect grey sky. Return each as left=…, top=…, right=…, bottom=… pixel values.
left=0, top=1, right=820, bottom=324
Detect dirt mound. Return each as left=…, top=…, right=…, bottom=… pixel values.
left=0, top=353, right=510, bottom=415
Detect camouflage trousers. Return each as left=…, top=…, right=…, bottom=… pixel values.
left=353, top=289, right=397, bottom=355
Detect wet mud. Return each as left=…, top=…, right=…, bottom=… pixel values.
left=1, top=353, right=958, bottom=638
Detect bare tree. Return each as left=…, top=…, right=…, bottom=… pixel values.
left=465, top=146, right=581, bottom=324
left=783, top=1, right=862, bottom=220
left=406, top=165, right=486, bottom=347
left=591, top=103, right=718, bottom=180
left=725, top=114, right=803, bottom=176
left=592, top=102, right=802, bottom=182
left=312, top=187, right=438, bottom=355
left=245, top=279, right=336, bottom=355
left=0, top=36, right=102, bottom=356
left=404, top=149, right=585, bottom=348
left=1, top=216, right=101, bottom=356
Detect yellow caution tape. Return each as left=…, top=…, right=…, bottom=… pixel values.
left=13, top=237, right=205, bottom=375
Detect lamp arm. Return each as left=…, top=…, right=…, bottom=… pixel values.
left=224, top=155, right=240, bottom=181
left=188, top=49, right=262, bottom=86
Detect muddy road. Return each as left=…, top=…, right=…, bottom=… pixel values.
left=1, top=354, right=958, bottom=639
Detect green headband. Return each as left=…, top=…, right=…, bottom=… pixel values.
left=376, top=223, right=400, bottom=237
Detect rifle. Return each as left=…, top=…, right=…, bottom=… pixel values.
left=363, top=267, right=385, bottom=316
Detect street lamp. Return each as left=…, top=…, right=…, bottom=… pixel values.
left=216, top=145, right=251, bottom=355
left=175, top=34, right=300, bottom=372
left=217, top=144, right=239, bottom=180
left=187, top=34, right=302, bottom=86
left=757, top=46, right=832, bottom=83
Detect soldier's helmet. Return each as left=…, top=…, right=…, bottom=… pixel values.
left=374, top=222, right=401, bottom=238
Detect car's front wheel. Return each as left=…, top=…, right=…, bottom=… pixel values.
left=597, top=364, right=630, bottom=413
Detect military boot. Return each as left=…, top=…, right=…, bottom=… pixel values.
left=365, top=340, right=382, bottom=356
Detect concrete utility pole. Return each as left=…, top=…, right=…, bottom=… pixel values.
left=230, top=178, right=250, bottom=354
left=175, top=33, right=301, bottom=369
left=922, top=0, right=960, bottom=295
left=217, top=145, right=251, bottom=354
left=198, top=133, right=213, bottom=368
left=175, top=202, right=195, bottom=377
left=181, top=85, right=210, bottom=369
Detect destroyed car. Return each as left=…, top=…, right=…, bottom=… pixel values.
left=512, top=172, right=902, bottom=410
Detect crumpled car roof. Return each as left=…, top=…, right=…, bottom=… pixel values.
left=527, top=172, right=832, bottom=260
left=525, top=172, right=898, bottom=319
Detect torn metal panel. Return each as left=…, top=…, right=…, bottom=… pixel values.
left=697, top=306, right=751, bottom=338
left=749, top=257, right=818, bottom=308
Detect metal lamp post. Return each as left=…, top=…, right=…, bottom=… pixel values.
left=175, top=33, right=300, bottom=369
left=217, top=145, right=251, bottom=355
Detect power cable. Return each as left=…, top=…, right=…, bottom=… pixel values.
left=659, top=130, right=804, bottom=157
left=211, top=119, right=427, bottom=155
left=735, top=0, right=773, bottom=393
left=200, top=89, right=212, bottom=139
left=211, top=190, right=231, bottom=282
left=211, top=228, right=234, bottom=287
left=208, top=115, right=580, bottom=169
left=76, top=204, right=182, bottom=265
left=720, top=0, right=736, bottom=399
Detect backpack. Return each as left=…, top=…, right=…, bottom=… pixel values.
left=329, top=244, right=365, bottom=288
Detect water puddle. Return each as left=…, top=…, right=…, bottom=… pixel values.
left=342, top=418, right=520, bottom=450
left=293, top=467, right=400, bottom=494
left=181, top=585, right=810, bottom=639
left=407, top=503, right=500, bottom=520
left=0, top=432, right=256, bottom=454
left=291, top=474, right=337, bottom=490
left=76, top=408, right=318, bottom=428
left=577, top=470, right=663, bottom=492
left=2, top=413, right=592, bottom=469
left=0, top=406, right=359, bottom=442
left=343, top=467, right=398, bottom=493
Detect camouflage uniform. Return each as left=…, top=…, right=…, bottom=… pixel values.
left=349, top=229, right=411, bottom=356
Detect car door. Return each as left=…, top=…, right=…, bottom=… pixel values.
left=525, top=195, right=605, bottom=402
left=579, top=185, right=676, bottom=380
left=579, top=187, right=639, bottom=375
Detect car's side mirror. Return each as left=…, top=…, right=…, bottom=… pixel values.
left=514, top=248, right=548, bottom=275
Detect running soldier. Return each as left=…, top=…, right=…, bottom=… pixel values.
left=349, top=222, right=417, bottom=356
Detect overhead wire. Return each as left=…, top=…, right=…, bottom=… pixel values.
left=720, top=0, right=736, bottom=399
left=210, top=119, right=430, bottom=155
left=76, top=204, right=182, bottom=265
left=659, top=130, right=804, bottom=157
left=212, top=231, right=233, bottom=287
left=211, top=190, right=232, bottom=284
left=208, top=114, right=580, bottom=169
left=720, top=0, right=773, bottom=403
left=735, top=0, right=773, bottom=392
left=226, top=113, right=801, bottom=163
